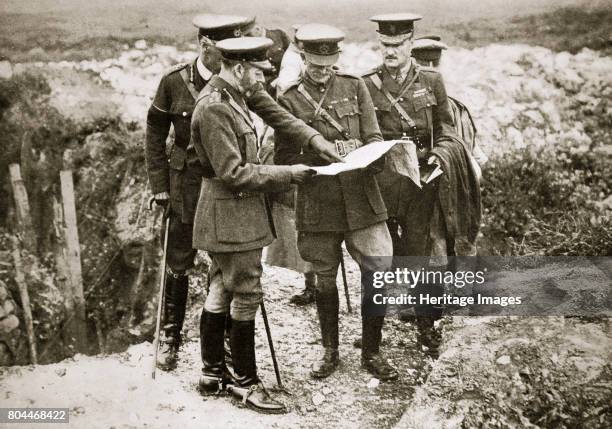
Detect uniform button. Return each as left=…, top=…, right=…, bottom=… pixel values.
left=426, top=103, right=431, bottom=107
left=320, top=88, right=325, bottom=92
left=399, top=98, right=404, bottom=101
left=238, top=192, right=244, bottom=198
left=182, top=112, right=187, bottom=117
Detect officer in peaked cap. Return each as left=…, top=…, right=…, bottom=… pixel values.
left=145, top=14, right=257, bottom=372
left=411, top=36, right=448, bottom=68
left=411, top=35, right=485, bottom=264
left=145, top=14, right=343, bottom=373
left=410, top=35, right=487, bottom=171
left=192, top=36, right=343, bottom=413
left=371, top=13, right=422, bottom=45
left=363, top=14, right=461, bottom=358
left=274, top=23, right=397, bottom=382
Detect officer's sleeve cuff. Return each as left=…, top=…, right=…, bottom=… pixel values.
left=154, top=192, right=170, bottom=200
left=304, top=133, right=322, bottom=151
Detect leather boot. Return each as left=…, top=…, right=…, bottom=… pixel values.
left=157, top=274, right=188, bottom=371
left=361, top=316, right=398, bottom=381
left=289, top=272, right=316, bottom=306
left=198, top=310, right=232, bottom=395
left=224, top=315, right=232, bottom=367
left=415, top=316, right=442, bottom=358
left=227, top=319, right=286, bottom=414
left=310, top=276, right=339, bottom=379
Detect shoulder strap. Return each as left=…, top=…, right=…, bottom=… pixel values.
left=222, top=89, right=256, bottom=133
left=369, top=74, right=416, bottom=128
left=179, top=66, right=200, bottom=100
left=296, top=83, right=350, bottom=139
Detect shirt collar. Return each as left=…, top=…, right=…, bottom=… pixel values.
left=196, top=58, right=213, bottom=81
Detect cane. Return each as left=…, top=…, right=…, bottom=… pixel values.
left=151, top=198, right=170, bottom=380
left=260, top=301, right=291, bottom=394
left=340, top=255, right=352, bottom=313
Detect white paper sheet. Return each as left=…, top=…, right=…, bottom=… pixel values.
left=312, top=140, right=402, bottom=176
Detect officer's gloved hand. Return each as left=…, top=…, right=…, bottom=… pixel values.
left=153, top=192, right=170, bottom=209
left=290, top=164, right=316, bottom=184
left=309, top=135, right=345, bottom=163
left=427, top=155, right=440, bottom=166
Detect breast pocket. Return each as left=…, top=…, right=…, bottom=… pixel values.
left=236, top=121, right=259, bottom=164
left=215, top=195, right=268, bottom=244
left=373, top=101, right=392, bottom=122
left=412, top=88, right=437, bottom=112
left=333, top=98, right=360, bottom=137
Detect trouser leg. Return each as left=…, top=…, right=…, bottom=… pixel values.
left=344, top=222, right=398, bottom=381
left=157, top=215, right=195, bottom=371
left=297, top=231, right=343, bottom=378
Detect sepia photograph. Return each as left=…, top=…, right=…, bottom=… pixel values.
left=0, top=0, right=610, bottom=427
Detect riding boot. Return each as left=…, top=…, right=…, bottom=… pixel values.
left=198, top=310, right=232, bottom=395
left=310, top=275, right=339, bottom=379
left=361, top=316, right=398, bottom=381
left=224, top=315, right=232, bottom=367
left=157, top=274, right=188, bottom=371
left=227, top=319, right=286, bottom=414
left=415, top=315, right=442, bottom=358
left=289, top=272, right=316, bottom=306
left=414, top=277, right=444, bottom=359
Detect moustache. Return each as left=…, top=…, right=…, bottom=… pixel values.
left=385, top=56, right=398, bottom=60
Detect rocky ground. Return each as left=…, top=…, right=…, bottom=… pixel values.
left=0, top=16, right=611, bottom=429
left=1, top=259, right=435, bottom=429
left=2, top=256, right=610, bottom=428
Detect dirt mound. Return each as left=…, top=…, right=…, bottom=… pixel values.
left=396, top=316, right=612, bottom=428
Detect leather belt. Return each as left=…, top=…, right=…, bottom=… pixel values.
left=206, top=177, right=259, bottom=199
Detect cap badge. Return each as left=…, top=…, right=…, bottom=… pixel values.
left=388, top=23, right=396, bottom=34
left=233, top=28, right=242, bottom=37
left=319, top=44, right=330, bottom=54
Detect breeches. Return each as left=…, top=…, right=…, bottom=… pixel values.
left=297, top=221, right=392, bottom=278
left=161, top=215, right=197, bottom=274
left=298, top=222, right=392, bottom=317
left=204, top=248, right=264, bottom=321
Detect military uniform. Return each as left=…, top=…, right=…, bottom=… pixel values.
left=145, top=56, right=211, bottom=371
left=275, top=23, right=397, bottom=381
left=364, top=17, right=457, bottom=258
left=364, top=15, right=465, bottom=357
left=411, top=37, right=484, bottom=263
left=145, top=15, right=258, bottom=371
left=193, top=37, right=330, bottom=414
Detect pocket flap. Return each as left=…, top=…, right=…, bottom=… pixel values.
left=413, top=89, right=438, bottom=111
left=215, top=195, right=269, bottom=244
left=333, top=100, right=359, bottom=117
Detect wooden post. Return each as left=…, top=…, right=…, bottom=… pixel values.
left=59, top=170, right=88, bottom=351
left=10, top=236, right=37, bottom=364
left=8, top=164, right=37, bottom=253
left=52, top=195, right=82, bottom=354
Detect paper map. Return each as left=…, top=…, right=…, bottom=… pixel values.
left=312, top=139, right=427, bottom=187
left=312, top=140, right=403, bottom=176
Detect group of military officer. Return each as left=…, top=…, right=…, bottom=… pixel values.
left=145, top=12, right=482, bottom=415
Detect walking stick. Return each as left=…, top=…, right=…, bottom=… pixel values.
left=260, top=301, right=291, bottom=394
left=151, top=201, right=170, bottom=380
left=340, top=255, right=352, bottom=313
